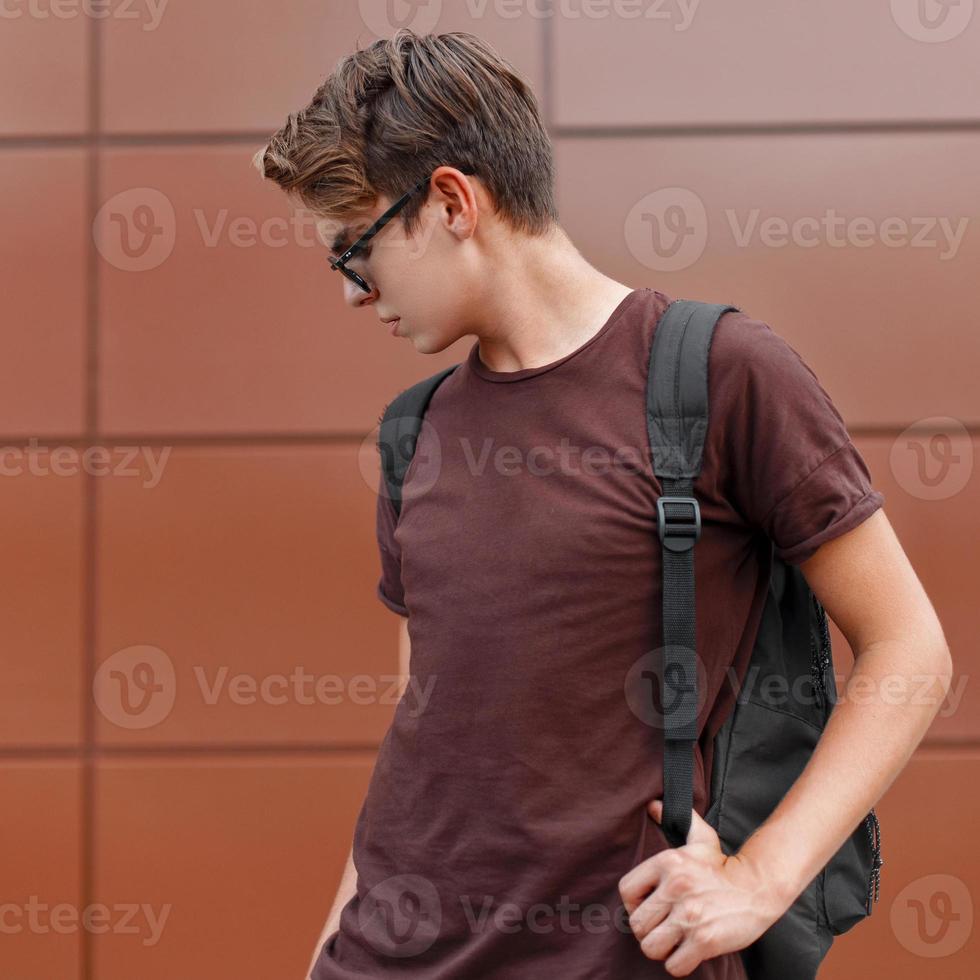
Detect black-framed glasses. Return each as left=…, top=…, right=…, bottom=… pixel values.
left=327, top=175, right=432, bottom=294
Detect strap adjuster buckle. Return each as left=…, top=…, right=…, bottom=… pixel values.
left=657, top=496, right=702, bottom=552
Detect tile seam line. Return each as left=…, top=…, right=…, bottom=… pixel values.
left=0, top=425, right=972, bottom=446
left=4, top=119, right=980, bottom=149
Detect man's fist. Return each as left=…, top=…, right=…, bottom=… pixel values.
left=617, top=799, right=786, bottom=977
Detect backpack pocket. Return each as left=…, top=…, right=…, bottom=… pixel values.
left=819, top=807, right=882, bottom=934
left=705, top=567, right=885, bottom=979
left=708, top=695, right=832, bottom=980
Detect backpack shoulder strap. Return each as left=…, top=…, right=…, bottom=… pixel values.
left=377, top=364, right=460, bottom=519
left=647, top=298, right=739, bottom=848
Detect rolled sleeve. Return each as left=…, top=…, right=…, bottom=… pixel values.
left=766, top=442, right=885, bottom=564
left=711, top=312, right=885, bottom=565
left=375, top=479, right=410, bottom=617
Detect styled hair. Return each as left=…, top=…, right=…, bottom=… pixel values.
left=253, top=29, right=558, bottom=237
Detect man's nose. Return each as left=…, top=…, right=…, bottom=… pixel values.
left=343, top=278, right=378, bottom=308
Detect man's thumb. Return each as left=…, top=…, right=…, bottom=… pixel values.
left=647, top=798, right=718, bottom=847
left=648, top=798, right=664, bottom=824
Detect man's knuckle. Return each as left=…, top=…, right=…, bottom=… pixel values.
left=679, top=898, right=704, bottom=928
left=671, top=871, right=693, bottom=893
left=692, top=924, right=718, bottom=956
left=618, top=870, right=638, bottom=897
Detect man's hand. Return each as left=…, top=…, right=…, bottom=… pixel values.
left=618, top=799, right=789, bottom=977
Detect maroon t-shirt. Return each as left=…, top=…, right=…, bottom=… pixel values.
left=313, top=287, right=885, bottom=979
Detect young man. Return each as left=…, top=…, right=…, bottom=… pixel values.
left=255, top=30, right=952, bottom=980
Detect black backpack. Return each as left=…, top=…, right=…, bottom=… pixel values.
left=376, top=298, right=883, bottom=979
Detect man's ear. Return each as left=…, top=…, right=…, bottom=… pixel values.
left=430, top=167, right=479, bottom=241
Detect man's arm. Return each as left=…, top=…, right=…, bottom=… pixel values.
left=306, top=845, right=357, bottom=978
left=306, top=617, right=412, bottom=979
left=737, top=507, right=953, bottom=905
left=398, top=615, right=411, bottom=688
left=620, top=508, right=954, bottom=974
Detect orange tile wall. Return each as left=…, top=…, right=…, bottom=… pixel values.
left=1, top=2, right=976, bottom=977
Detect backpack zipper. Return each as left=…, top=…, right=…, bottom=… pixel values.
left=864, top=809, right=883, bottom=913
left=810, top=594, right=833, bottom=702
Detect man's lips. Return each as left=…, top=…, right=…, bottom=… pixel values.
left=386, top=318, right=401, bottom=335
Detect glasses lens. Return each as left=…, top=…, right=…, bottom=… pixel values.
left=331, top=257, right=371, bottom=293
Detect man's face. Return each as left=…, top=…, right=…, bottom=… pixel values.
left=322, top=176, right=478, bottom=354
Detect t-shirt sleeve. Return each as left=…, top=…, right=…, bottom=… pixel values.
left=711, top=311, right=885, bottom=565
left=375, top=475, right=410, bottom=617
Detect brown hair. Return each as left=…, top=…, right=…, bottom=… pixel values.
left=253, top=29, right=558, bottom=238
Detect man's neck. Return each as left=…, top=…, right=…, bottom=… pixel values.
left=470, top=228, right=636, bottom=374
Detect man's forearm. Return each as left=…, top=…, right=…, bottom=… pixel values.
left=737, top=638, right=953, bottom=908
left=307, top=845, right=358, bottom=978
